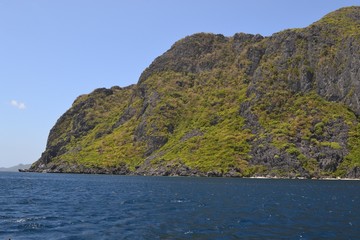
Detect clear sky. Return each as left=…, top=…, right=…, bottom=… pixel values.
left=0, top=0, right=359, bottom=167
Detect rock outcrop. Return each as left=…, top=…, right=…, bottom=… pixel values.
left=30, top=7, right=360, bottom=178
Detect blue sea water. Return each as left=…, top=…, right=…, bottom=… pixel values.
left=0, top=172, right=359, bottom=239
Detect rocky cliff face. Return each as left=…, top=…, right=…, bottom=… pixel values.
left=30, top=7, right=360, bottom=178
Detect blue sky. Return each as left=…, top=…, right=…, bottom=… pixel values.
left=0, top=0, right=359, bottom=167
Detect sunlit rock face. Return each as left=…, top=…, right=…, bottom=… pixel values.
left=31, top=7, right=360, bottom=178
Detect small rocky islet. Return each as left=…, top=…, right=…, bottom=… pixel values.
left=28, top=7, right=360, bottom=179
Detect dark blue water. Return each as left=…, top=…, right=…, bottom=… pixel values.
left=0, top=173, right=359, bottom=239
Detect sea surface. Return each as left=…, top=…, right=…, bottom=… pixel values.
left=0, top=172, right=359, bottom=239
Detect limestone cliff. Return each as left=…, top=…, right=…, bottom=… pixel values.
left=30, top=7, right=360, bottom=178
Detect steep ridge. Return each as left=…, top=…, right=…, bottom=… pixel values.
left=30, top=7, right=360, bottom=178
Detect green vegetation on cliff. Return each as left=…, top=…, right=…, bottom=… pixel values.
left=31, top=7, right=360, bottom=178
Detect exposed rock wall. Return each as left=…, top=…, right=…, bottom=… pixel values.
left=30, top=7, right=360, bottom=178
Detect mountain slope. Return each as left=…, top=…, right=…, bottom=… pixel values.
left=30, top=7, right=360, bottom=178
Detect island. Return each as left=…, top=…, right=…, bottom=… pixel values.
left=28, top=7, right=360, bottom=179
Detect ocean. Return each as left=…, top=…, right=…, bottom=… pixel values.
left=0, top=172, right=359, bottom=239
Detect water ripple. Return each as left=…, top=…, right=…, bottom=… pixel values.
left=0, top=173, right=359, bottom=239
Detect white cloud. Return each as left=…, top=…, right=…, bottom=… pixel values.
left=10, top=100, right=26, bottom=110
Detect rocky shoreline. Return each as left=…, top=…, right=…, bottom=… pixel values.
left=20, top=166, right=360, bottom=180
